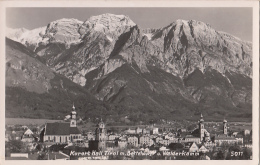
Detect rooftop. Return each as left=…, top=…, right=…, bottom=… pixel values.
left=45, top=122, right=81, bottom=135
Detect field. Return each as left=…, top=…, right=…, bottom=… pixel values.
left=6, top=118, right=63, bottom=125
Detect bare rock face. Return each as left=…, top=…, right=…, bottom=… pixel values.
left=79, top=13, right=136, bottom=42
left=44, top=18, right=83, bottom=46
left=144, top=20, right=252, bottom=78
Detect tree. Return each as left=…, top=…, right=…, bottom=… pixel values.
left=5, top=140, right=24, bottom=153
left=36, top=144, right=42, bottom=151
left=242, top=148, right=252, bottom=160
left=168, top=143, right=184, bottom=151
left=215, top=151, right=225, bottom=160
left=37, top=152, right=47, bottom=160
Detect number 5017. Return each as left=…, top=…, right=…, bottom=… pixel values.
left=231, top=151, right=243, bottom=156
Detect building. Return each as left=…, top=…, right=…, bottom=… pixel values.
left=190, top=114, right=210, bottom=143
left=125, top=128, right=136, bottom=134
left=214, top=135, right=237, bottom=145
left=182, top=135, right=201, bottom=143
left=155, top=137, right=164, bottom=143
left=198, top=145, right=209, bottom=153
left=139, top=135, right=154, bottom=147
left=189, top=142, right=199, bottom=152
left=223, top=119, right=227, bottom=135
left=95, top=119, right=106, bottom=150
left=41, top=104, right=81, bottom=144
left=116, top=139, right=127, bottom=149
left=165, top=133, right=176, bottom=140
left=127, top=136, right=139, bottom=147
left=213, top=119, right=243, bottom=145
left=21, top=129, right=37, bottom=143
left=152, top=128, right=159, bottom=134
left=244, top=129, right=251, bottom=136
left=108, top=134, right=119, bottom=141
left=136, top=127, right=142, bottom=134
left=199, top=114, right=205, bottom=141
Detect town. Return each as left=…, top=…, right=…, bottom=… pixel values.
left=5, top=105, right=252, bottom=160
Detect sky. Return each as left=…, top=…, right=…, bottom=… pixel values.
left=6, top=7, right=253, bottom=41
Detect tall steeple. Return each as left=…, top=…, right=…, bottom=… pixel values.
left=96, top=118, right=106, bottom=150
left=199, top=113, right=205, bottom=141
left=70, top=103, right=77, bottom=127
left=223, top=118, right=227, bottom=135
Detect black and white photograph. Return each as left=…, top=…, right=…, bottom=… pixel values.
left=1, top=1, right=259, bottom=162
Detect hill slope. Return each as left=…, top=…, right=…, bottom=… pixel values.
left=5, top=38, right=123, bottom=121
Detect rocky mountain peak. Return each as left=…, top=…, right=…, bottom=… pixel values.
left=44, top=18, right=83, bottom=45
left=5, top=15, right=253, bottom=122
left=79, top=13, right=136, bottom=42
left=85, top=13, right=136, bottom=31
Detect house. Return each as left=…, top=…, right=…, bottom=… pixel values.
left=244, top=129, right=251, bottom=136
left=139, top=135, right=154, bottom=146
left=164, top=134, right=176, bottom=140
left=108, top=134, right=119, bottom=141
left=213, top=135, right=238, bottom=145
left=127, top=136, right=139, bottom=147
left=198, top=145, right=208, bottom=153
left=85, top=132, right=95, bottom=140
left=158, top=139, right=171, bottom=146
left=189, top=142, right=199, bottom=152
left=21, top=129, right=37, bottom=143
left=106, top=141, right=117, bottom=151
left=152, top=128, right=159, bottom=134
left=235, top=134, right=244, bottom=144
left=159, top=146, right=169, bottom=151
left=125, top=128, right=136, bottom=134
left=182, top=135, right=201, bottom=143
left=136, top=127, right=142, bottom=134
left=116, top=139, right=127, bottom=148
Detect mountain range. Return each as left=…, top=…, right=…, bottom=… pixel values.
left=6, top=13, right=252, bottom=123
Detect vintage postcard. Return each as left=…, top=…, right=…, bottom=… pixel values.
left=0, top=1, right=259, bottom=164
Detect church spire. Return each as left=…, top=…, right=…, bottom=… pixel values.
left=72, top=102, right=75, bottom=111
left=70, top=103, right=77, bottom=127
left=199, top=113, right=204, bottom=122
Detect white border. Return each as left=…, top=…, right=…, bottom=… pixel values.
left=0, top=1, right=258, bottom=165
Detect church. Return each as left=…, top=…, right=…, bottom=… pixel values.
left=190, top=114, right=210, bottom=143
left=40, top=104, right=82, bottom=144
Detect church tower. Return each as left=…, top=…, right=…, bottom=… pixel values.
left=199, top=113, right=205, bottom=141
left=223, top=119, right=227, bottom=135
left=96, top=118, right=106, bottom=150
left=70, top=103, right=77, bottom=127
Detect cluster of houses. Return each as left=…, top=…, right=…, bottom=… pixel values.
left=5, top=105, right=251, bottom=160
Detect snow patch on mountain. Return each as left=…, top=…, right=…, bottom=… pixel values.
left=6, top=27, right=29, bottom=42
left=143, top=33, right=153, bottom=40
left=106, top=36, right=113, bottom=42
